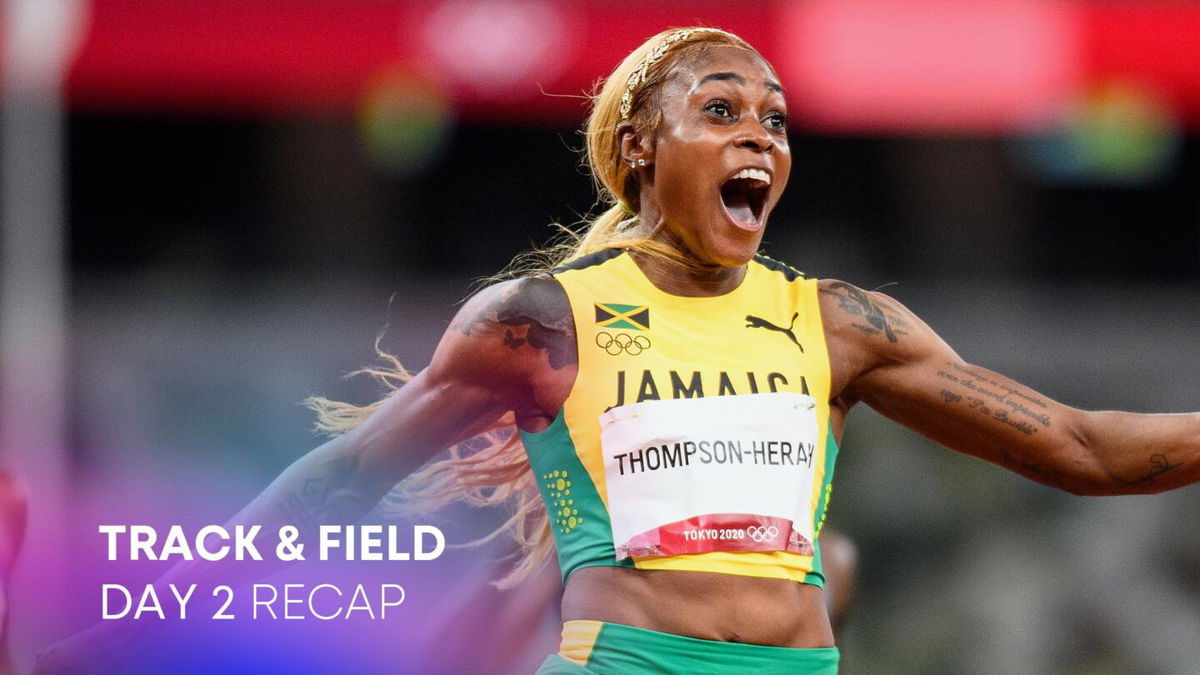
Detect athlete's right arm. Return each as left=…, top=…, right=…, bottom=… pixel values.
left=161, top=275, right=575, bottom=588
left=33, top=275, right=577, bottom=673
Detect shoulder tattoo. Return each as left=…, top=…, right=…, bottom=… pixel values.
left=819, top=281, right=911, bottom=343
left=452, top=276, right=577, bottom=371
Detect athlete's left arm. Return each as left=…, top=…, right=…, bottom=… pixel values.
left=820, top=279, right=1200, bottom=496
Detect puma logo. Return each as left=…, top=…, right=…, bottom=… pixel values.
left=745, top=313, right=804, bottom=353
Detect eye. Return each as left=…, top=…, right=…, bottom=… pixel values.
left=704, top=100, right=734, bottom=120
left=763, top=111, right=788, bottom=130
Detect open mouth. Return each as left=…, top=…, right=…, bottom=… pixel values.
left=719, top=168, right=771, bottom=230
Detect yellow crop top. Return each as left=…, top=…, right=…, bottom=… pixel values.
left=519, top=248, right=839, bottom=586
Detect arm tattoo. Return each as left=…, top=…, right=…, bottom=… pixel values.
left=277, top=455, right=369, bottom=529
left=452, top=276, right=577, bottom=370
left=1110, top=454, right=1181, bottom=488
left=936, top=363, right=1052, bottom=434
left=938, top=387, right=1039, bottom=436
left=820, top=282, right=904, bottom=343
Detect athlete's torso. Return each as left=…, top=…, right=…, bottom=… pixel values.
left=516, top=249, right=844, bottom=647
left=561, top=566, right=835, bottom=647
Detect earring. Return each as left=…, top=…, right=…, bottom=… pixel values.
left=629, top=161, right=636, bottom=169
left=637, top=158, right=647, bottom=167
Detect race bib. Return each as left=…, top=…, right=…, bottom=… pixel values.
left=599, top=392, right=819, bottom=560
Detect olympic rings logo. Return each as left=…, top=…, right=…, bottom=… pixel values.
left=746, top=525, right=779, bottom=543
left=595, top=332, right=651, bottom=356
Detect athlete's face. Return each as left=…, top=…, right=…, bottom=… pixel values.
left=644, top=47, right=791, bottom=266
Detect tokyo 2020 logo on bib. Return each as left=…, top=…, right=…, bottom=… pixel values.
left=598, top=392, right=820, bottom=559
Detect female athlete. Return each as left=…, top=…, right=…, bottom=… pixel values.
left=37, top=27, right=1200, bottom=674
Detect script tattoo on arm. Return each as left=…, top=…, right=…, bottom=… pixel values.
left=936, top=368, right=1191, bottom=493
left=451, top=276, right=577, bottom=371
left=819, top=282, right=909, bottom=343
left=935, top=362, right=1052, bottom=436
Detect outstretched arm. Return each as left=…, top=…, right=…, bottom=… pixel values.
left=821, top=280, right=1200, bottom=496
left=34, top=276, right=576, bottom=672
left=163, top=274, right=576, bottom=587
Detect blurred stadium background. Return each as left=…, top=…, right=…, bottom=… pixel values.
left=3, top=1, right=1199, bottom=673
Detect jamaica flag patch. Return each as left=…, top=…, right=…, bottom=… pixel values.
left=595, top=303, right=650, bottom=331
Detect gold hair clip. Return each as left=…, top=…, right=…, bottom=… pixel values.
left=619, top=28, right=712, bottom=120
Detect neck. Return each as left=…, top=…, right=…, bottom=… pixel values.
left=627, top=210, right=747, bottom=297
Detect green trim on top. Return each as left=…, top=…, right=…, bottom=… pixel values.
left=804, top=540, right=825, bottom=587
left=752, top=253, right=806, bottom=281
left=803, top=421, right=841, bottom=586
left=519, top=408, right=635, bottom=583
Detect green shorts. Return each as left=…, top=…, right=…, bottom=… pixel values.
left=535, top=620, right=840, bottom=674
